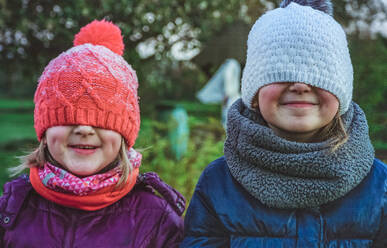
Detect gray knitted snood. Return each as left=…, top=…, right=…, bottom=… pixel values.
left=224, top=99, right=374, bottom=209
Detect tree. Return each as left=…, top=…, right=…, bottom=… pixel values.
left=0, top=0, right=247, bottom=98
left=1, top=0, right=385, bottom=101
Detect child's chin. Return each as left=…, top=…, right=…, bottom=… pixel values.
left=65, top=166, right=100, bottom=177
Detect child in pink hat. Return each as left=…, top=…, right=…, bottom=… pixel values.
left=0, top=20, right=185, bottom=247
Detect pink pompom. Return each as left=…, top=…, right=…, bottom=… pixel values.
left=73, top=19, right=124, bottom=55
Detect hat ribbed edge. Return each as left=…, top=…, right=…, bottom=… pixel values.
left=35, top=105, right=139, bottom=148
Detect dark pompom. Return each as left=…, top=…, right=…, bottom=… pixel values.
left=280, top=0, right=333, bottom=16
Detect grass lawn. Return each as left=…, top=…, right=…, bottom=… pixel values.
left=0, top=99, right=36, bottom=192
left=0, top=98, right=34, bottom=110
left=0, top=112, right=36, bottom=144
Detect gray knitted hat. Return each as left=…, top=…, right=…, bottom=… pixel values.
left=241, top=0, right=353, bottom=115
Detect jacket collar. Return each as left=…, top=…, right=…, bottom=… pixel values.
left=137, top=172, right=186, bottom=216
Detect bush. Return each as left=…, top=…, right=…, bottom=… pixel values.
left=136, top=117, right=225, bottom=206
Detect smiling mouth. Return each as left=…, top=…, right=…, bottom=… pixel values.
left=69, top=145, right=99, bottom=149
left=68, top=145, right=100, bottom=155
left=282, top=101, right=318, bottom=107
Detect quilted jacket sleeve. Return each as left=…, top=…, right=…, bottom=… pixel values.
left=136, top=172, right=186, bottom=248
left=180, top=170, right=229, bottom=247
left=372, top=160, right=387, bottom=248
left=0, top=175, right=32, bottom=247
left=372, top=171, right=387, bottom=247
left=372, top=194, right=387, bottom=247
left=153, top=206, right=185, bottom=248
left=0, top=178, right=15, bottom=247
left=372, top=204, right=386, bottom=247
left=0, top=229, right=3, bottom=247
left=0, top=192, right=5, bottom=247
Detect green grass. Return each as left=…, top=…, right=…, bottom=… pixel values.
left=0, top=98, right=36, bottom=145
left=0, top=99, right=36, bottom=193
left=0, top=98, right=33, bottom=110
left=0, top=98, right=38, bottom=193
left=0, top=112, right=36, bottom=144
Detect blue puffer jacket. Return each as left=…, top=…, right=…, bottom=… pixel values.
left=181, top=157, right=387, bottom=248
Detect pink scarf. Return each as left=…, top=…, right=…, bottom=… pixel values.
left=38, top=148, right=141, bottom=195
left=30, top=148, right=142, bottom=211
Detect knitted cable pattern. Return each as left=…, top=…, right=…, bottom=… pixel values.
left=34, top=20, right=140, bottom=147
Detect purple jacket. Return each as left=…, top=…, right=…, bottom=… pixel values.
left=0, top=172, right=185, bottom=248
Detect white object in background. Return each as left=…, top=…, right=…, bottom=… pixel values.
left=196, top=58, right=241, bottom=128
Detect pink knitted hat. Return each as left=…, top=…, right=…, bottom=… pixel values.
left=34, top=20, right=140, bottom=148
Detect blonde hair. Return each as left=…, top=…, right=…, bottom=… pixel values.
left=316, top=111, right=348, bottom=152
left=9, top=138, right=134, bottom=187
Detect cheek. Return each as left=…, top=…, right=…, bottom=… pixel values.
left=45, top=127, right=70, bottom=146
left=110, top=138, right=122, bottom=153
left=101, top=131, right=122, bottom=152
left=46, top=137, right=65, bottom=157
left=258, top=85, right=282, bottom=110
left=46, top=135, right=65, bottom=152
left=45, top=127, right=73, bottom=162
left=46, top=137, right=66, bottom=164
left=319, top=91, right=339, bottom=118
left=47, top=135, right=62, bottom=145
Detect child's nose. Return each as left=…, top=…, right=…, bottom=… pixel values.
left=288, top=82, right=312, bottom=94
left=73, top=125, right=95, bottom=136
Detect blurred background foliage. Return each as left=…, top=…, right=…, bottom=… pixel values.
left=0, top=0, right=386, bottom=202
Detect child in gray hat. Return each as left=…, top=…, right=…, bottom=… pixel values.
left=181, top=0, right=387, bottom=247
